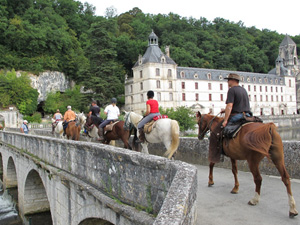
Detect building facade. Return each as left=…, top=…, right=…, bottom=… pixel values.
left=125, top=32, right=299, bottom=116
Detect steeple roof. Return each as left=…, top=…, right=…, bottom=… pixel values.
left=280, top=35, right=296, bottom=46
left=133, top=31, right=176, bottom=67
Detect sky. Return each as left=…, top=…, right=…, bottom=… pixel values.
left=79, top=0, right=299, bottom=36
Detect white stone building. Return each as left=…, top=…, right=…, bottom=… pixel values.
left=125, top=32, right=298, bottom=116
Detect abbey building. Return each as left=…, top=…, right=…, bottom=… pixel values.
left=125, top=31, right=299, bottom=116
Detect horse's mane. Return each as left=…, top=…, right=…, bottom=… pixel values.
left=91, top=115, right=103, bottom=125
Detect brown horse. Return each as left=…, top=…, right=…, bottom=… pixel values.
left=196, top=112, right=298, bottom=218
left=65, top=121, right=81, bottom=140
left=85, top=115, right=132, bottom=149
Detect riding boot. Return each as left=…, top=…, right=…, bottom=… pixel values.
left=98, top=127, right=105, bottom=141
left=137, top=128, right=146, bottom=143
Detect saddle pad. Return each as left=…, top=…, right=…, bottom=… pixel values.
left=104, top=121, right=119, bottom=132
left=144, top=120, right=156, bottom=134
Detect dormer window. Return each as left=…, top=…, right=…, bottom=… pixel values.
left=194, top=73, right=198, bottom=79
left=180, top=71, right=185, bottom=78
left=207, top=73, right=211, bottom=80
left=161, top=56, right=166, bottom=63
left=241, top=76, right=244, bottom=82
left=219, top=75, right=223, bottom=80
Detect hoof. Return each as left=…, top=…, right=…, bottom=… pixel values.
left=248, top=201, right=256, bottom=206
left=231, top=190, right=238, bottom=194
left=208, top=183, right=214, bottom=187
left=289, top=212, right=298, bottom=218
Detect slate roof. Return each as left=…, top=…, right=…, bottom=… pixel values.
left=133, top=31, right=176, bottom=67
left=177, top=66, right=285, bottom=85
left=280, top=35, right=296, bottom=46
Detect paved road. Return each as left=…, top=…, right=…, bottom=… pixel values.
left=194, top=164, right=300, bottom=225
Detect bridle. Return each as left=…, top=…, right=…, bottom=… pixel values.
left=198, top=113, right=221, bottom=138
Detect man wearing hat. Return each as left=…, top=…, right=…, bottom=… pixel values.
left=20, top=120, right=29, bottom=134
left=63, top=106, right=76, bottom=136
left=222, top=73, right=251, bottom=127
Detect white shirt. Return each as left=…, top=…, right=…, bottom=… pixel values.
left=105, top=104, right=120, bottom=120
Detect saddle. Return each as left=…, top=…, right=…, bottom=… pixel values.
left=144, top=120, right=157, bottom=134
left=104, top=121, right=119, bottom=132
left=223, top=116, right=263, bottom=139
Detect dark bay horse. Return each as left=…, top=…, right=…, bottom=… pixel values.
left=196, top=112, right=298, bottom=218
left=85, top=115, right=132, bottom=149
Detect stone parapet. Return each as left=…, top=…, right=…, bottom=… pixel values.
left=0, top=131, right=198, bottom=224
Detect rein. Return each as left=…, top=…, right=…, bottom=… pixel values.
left=199, top=113, right=221, bottom=137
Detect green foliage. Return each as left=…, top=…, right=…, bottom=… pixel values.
left=0, top=2, right=299, bottom=111
left=160, top=106, right=196, bottom=132
left=44, top=85, right=88, bottom=115
left=23, top=112, right=42, bottom=123
left=0, top=70, right=38, bottom=114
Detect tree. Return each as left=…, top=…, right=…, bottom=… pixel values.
left=160, top=106, right=196, bottom=132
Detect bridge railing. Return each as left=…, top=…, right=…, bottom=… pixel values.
left=0, top=131, right=197, bottom=225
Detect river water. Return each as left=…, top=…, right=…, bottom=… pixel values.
left=0, top=128, right=299, bottom=225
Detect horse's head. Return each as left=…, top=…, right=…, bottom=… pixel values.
left=85, top=115, right=93, bottom=126
left=77, top=112, right=86, bottom=126
left=196, top=111, right=216, bottom=140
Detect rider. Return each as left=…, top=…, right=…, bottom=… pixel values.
left=98, top=98, right=120, bottom=141
left=137, top=90, right=161, bottom=143
left=52, top=109, right=63, bottom=134
left=89, top=100, right=100, bottom=117
left=63, top=105, right=76, bottom=136
left=209, top=73, right=251, bottom=163
left=83, top=100, right=100, bottom=135
left=222, top=73, right=251, bottom=128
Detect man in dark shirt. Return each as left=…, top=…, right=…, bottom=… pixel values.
left=89, top=100, right=100, bottom=117
left=222, top=73, right=251, bottom=127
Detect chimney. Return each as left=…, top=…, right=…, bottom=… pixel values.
left=165, top=46, right=170, bottom=57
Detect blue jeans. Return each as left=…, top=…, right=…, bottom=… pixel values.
left=228, top=113, right=251, bottom=124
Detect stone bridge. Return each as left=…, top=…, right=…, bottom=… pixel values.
left=0, top=131, right=197, bottom=225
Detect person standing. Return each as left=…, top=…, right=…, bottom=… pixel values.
left=63, top=105, right=76, bottom=136
left=137, top=90, right=161, bottom=143
left=98, top=98, right=120, bottom=141
left=20, top=120, right=29, bottom=134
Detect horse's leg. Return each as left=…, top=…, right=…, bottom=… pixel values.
left=269, top=142, right=298, bottom=217
left=247, top=158, right=263, bottom=206
left=230, top=158, right=239, bottom=194
left=140, top=143, right=149, bottom=154
left=208, top=162, right=215, bottom=187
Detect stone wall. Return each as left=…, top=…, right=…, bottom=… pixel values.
left=0, top=131, right=198, bottom=224
left=147, top=137, right=300, bottom=179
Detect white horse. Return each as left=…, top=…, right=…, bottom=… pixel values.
left=52, top=112, right=86, bottom=139
left=124, top=111, right=180, bottom=159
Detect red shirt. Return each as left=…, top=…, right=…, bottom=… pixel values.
left=146, top=99, right=159, bottom=113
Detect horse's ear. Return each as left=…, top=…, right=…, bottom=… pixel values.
left=196, top=111, right=201, bottom=118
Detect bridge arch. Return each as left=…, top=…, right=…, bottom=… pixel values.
left=23, top=169, right=51, bottom=217
left=79, top=218, right=113, bottom=225
left=6, top=156, right=17, bottom=188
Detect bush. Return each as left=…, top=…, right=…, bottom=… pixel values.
left=23, top=112, right=42, bottom=123
left=160, top=106, right=196, bottom=132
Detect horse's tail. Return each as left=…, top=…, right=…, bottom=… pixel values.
left=243, top=123, right=276, bottom=157
left=74, top=124, right=81, bottom=140
left=164, top=120, right=180, bottom=159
